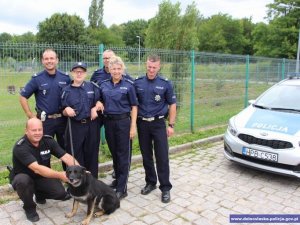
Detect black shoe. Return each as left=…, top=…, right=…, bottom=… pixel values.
left=161, top=191, right=171, bottom=203
left=109, top=180, right=117, bottom=189
left=141, top=184, right=156, bottom=195
left=25, top=209, right=39, bottom=222
left=112, top=171, right=116, bottom=179
left=35, top=197, right=46, bottom=204
left=62, top=192, right=72, bottom=201
left=116, top=191, right=127, bottom=200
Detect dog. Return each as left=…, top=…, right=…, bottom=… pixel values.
left=65, top=165, right=120, bottom=225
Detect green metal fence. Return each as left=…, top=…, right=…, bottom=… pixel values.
left=0, top=42, right=297, bottom=136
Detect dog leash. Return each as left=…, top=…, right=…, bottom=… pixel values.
left=67, top=117, right=76, bottom=165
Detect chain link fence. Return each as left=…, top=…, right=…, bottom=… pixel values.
left=0, top=42, right=297, bottom=161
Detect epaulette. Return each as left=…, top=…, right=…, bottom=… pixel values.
left=32, top=72, right=42, bottom=78
left=135, top=76, right=144, bottom=80
left=102, top=78, right=111, bottom=83
left=158, top=76, right=169, bottom=82
left=16, top=138, right=25, bottom=146
left=43, top=135, right=53, bottom=139
left=124, top=78, right=134, bottom=84
left=91, top=81, right=99, bottom=88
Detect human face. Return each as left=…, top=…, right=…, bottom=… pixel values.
left=42, top=50, right=58, bottom=73
left=25, top=118, right=43, bottom=146
left=109, top=63, right=123, bottom=83
left=146, top=60, right=160, bottom=80
left=103, top=51, right=115, bottom=69
left=71, top=68, right=87, bottom=85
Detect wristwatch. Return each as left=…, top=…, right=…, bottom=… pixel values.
left=168, top=123, right=175, bottom=128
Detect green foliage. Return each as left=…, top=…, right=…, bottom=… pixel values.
left=0, top=33, right=12, bottom=43
left=88, top=0, right=104, bottom=28
left=145, top=0, right=181, bottom=49
left=122, top=20, right=148, bottom=47
left=197, top=13, right=246, bottom=54
left=36, top=13, right=86, bottom=44
left=85, top=27, right=125, bottom=46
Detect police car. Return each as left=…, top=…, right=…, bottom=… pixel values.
left=224, top=76, right=300, bottom=178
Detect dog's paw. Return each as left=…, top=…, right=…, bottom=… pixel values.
left=81, top=218, right=90, bottom=225
left=65, top=212, right=75, bottom=218
left=94, top=209, right=104, bottom=217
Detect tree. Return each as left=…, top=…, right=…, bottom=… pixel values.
left=197, top=14, right=245, bottom=54
left=0, top=33, right=12, bottom=43
left=122, top=19, right=148, bottom=47
left=88, top=0, right=104, bottom=28
left=12, top=32, right=36, bottom=43
left=36, top=13, right=86, bottom=44
left=258, top=0, right=300, bottom=58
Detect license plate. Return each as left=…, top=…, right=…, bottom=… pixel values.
left=242, top=147, right=278, bottom=162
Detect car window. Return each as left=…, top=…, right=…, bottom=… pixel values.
left=256, top=85, right=300, bottom=110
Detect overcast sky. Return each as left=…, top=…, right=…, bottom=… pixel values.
left=0, top=0, right=273, bottom=35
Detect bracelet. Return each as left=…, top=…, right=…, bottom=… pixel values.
left=168, top=124, right=174, bottom=128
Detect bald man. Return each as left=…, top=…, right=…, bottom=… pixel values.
left=11, top=118, right=79, bottom=222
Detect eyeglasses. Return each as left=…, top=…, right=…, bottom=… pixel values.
left=72, top=70, right=86, bottom=74
left=103, top=57, right=110, bottom=60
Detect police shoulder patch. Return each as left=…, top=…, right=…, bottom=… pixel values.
left=43, top=135, right=53, bottom=139
left=17, top=138, right=25, bottom=145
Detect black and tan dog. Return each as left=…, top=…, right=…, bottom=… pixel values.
left=65, top=165, right=120, bottom=225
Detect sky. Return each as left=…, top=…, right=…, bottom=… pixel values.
left=0, top=0, right=274, bottom=35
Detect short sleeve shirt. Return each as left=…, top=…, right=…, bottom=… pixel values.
left=13, top=135, right=66, bottom=179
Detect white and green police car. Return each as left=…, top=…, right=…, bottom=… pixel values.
left=224, top=76, right=300, bottom=178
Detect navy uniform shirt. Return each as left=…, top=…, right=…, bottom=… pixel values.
left=91, top=66, right=134, bottom=84
left=100, top=78, right=138, bottom=114
left=13, top=135, right=66, bottom=179
left=20, top=70, right=71, bottom=114
left=134, top=75, right=176, bottom=118
left=61, top=81, right=100, bottom=120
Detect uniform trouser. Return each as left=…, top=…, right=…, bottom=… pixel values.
left=12, top=173, right=67, bottom=211
left=137, top=118, right=172, bottom=192
left=43, top=117, right=67, bottom=150
left=65, top=119, right=100, bottom=178
left=104, top=117, right=131, bottom=193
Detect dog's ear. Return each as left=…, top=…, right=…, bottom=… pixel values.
left=80, top=166, right=87, bottom=173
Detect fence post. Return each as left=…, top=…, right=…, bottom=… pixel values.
left=244, top=55, right=250, bottom=108
left=99, top=44, right=104, bottom=68
left=99, top=44, right=106, bottom=144
left=281, top=58, right=285, bottom=80
left=190, top=50, right=195, bottom=133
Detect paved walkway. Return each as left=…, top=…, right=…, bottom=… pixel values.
left=1, top=141, right=300, bottom=225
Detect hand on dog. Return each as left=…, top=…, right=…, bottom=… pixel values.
left=59, top=171, right=69, bottom=183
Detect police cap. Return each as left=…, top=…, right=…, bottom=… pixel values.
left=71, top=62, right=87, bottom=72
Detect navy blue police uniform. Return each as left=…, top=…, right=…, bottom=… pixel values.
left=61, top=81, right=101, bottom=178
left=91, top=66, right=134, bottom=84
left=134, top=75, right=176, bottom=192
left=20, top=70, right=71, bottom=149
left=99, top=77, right=138, bottom=195
left=12, top=135, right=70, bottom=214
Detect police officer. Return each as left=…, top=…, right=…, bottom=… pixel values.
left=91, top=49, right=133, bottom=179
left=91, top=49, right=134, bottom=83
left=99, top=56, right=138, bottom=200
left=134, top=54, right=176, bottom=203
left=12, top=118, right=78, bottom=222
left=19, top=48, right=71, bottom=150
left=61, top=62, right=103, bottom=178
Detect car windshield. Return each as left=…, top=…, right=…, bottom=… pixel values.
left=255, top=84, right=300, bottom=111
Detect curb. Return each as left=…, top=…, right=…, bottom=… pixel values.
left=99, top=134, right=224, bottom=171
left=0, top=135, right=224, bottom=194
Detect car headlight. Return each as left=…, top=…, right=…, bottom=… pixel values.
left=228, top=118, right=237, bottom=136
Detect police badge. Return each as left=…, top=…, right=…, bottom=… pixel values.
left=155, top=94, right=161, bottom=102
left=43, top=89, right=47, bottom=95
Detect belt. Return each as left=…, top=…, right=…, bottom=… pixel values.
left=72, top=118, right=90, bottom=124
left=47, top=113, right=62, bottom=119
left=138, top=115, right=165, bottom=122
left=104, top=113, right=130, bottom=120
